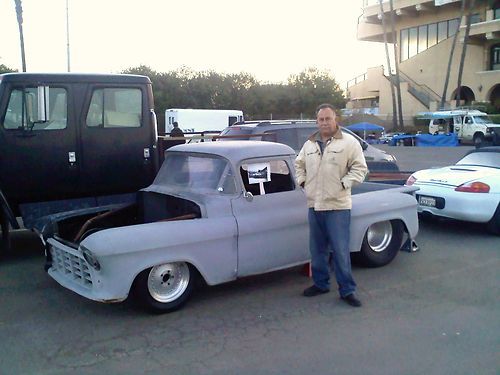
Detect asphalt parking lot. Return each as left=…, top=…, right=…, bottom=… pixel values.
left=1, top=144, right=498, bottom=375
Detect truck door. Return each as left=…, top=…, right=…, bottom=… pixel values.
left=231, top=158, right=309, bottom=276
left=463, top=115, right=474, bottom=140
left=0, top=84, right=78, bottom=211
left=79, top=85, right=156, bottom=196
left=454, top=116, right=463, bottom=138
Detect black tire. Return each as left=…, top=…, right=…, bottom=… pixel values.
left=132, top=262, right=196, bottom=313
left=354, top=220, right=404, bottom=267
left=473, top=133, right=484, bottom=148
left=486, top=204, right=500, bottom=236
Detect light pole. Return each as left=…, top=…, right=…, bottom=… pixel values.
left=14, top=0, right=27, bottom=72
left=66, top=0, right=71, bottom=72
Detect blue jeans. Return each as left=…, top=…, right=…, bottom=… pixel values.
left=308, top=208, right=356, bottom=297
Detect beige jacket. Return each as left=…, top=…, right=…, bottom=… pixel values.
left=295, top=128, right=367, bottom=210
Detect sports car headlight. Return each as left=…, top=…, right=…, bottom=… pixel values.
left=81, top=246, right=101, bottom=271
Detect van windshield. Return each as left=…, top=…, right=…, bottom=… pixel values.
left=474, top=116, right=492, bottom=124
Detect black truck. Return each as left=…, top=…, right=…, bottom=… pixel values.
left=0, top=73, right=160, bottom=250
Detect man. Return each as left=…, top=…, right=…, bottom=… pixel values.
left=167, top=121, right=185, bottom=149
left=295, top=104, right=367, bottom=307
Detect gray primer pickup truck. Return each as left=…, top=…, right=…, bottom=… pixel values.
left=41, top=141, right=419, bottom=313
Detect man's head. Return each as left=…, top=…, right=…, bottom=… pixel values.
left=316, top=103, right=338, bottom=139
left=173, top=121, right=179, bottom=128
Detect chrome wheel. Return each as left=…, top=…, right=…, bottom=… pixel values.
left=147, top=262, right=190, bottom=303
left=366, top=221, right=393, bottom=252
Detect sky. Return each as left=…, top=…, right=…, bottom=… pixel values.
left=0, top=0, right=387, bottom=88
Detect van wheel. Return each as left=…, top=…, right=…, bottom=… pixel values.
left=133, top=262, right=195, bottom=313
left=487, top=204, right=500, bottom=236
left=354, top=220, right=404, bottom=267
left=473, top=133, right=484, bottom=148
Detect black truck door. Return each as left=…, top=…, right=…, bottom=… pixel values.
left=79, top=84, right=156, bottom=196
left=0, top=83, right=78, bottom=213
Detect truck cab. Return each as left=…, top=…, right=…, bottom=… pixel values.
left=0, top=73, right=159, bottom=239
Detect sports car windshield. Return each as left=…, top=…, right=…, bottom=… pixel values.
left=153, top=153, right=236, bottom=194
left=457, top=152, right=500, bottom=169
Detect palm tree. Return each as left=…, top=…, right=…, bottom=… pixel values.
left=389, top=0, right=404, bottom=131
left=440, top=0, right=466, bottom=109
left=379, top=0, right=398, bottom=130
left=14, top=0, right=26, bottom=72
left=456, top=0, right=475, bottom=107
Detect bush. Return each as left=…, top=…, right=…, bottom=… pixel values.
left=489, top=114, right=500, bottom=124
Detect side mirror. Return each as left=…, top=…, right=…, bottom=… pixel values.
left=360, top=141, right=368, bottom=150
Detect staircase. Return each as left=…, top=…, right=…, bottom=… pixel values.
left=388, top=71, right=441, bottom=109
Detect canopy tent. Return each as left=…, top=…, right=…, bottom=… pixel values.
left=346, top=122, right=384, bottom=140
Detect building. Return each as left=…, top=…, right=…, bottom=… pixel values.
left=345, top=0, right=500, bottom=128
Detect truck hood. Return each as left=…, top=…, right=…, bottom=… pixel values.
left=414, top=165, right=497, bottom=187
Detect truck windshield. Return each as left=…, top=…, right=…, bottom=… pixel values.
left=474, top=116, right=492, bottom=124
left=153, top=153, right=236, bottom=194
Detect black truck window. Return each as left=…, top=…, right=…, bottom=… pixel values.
left=86, top=88, right=142, bottom=128
left=2, top=87, right=67, bottom=130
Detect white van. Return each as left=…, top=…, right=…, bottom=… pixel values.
left=427, top=110, right=500, bottom=146
left=165, top=108, right=244, bottom=134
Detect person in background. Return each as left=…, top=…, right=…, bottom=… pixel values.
left=166, top=121, right=185, bottom=149
left=295, top=103, right=367, bottom=307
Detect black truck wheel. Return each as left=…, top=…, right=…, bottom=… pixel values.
left=133, top=262, right=196, bottom=313
left=487, top=204, right=500, bottom=236
left=354, top=220, right=404, bottom=267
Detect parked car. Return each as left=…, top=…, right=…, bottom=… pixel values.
left=218, top=120, right=399, bottom=171
left=406, top=146, right=500, bottom=235
left=379, top=132, right=406, bottom=144
left=41, top=141, right=419, bottom=313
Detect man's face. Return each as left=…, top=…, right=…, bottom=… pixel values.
left=316, top=107, right=337, bottom=138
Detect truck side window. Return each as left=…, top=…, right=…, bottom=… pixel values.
left=240, top=160, right=294, bottom=196
left=86, top=88, right=142, bottom=128
left=2, top=87, right=67, bottom=130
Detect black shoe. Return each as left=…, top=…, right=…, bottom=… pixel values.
left=303, top=285, right=329, bottom=297
left=341, top=294, right=362, bottom=307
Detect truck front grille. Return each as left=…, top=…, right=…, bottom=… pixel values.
left=50, top=246, right=93, bottom=287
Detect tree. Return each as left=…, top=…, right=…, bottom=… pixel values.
left=389, top=0, right=404, bottom=130
left=0, top=63, right=17, bottom=74
left=441, top=0, right=466, bottom=109
left=456, top=0, right=475, bottom=107
left=379, top=0, right=398, bottom=130
left=14, top=0, right=26, bottom=72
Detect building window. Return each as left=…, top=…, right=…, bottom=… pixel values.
left=492, top=44, right=500, bottom=71
left=409, top=27, right=418, bottom=58
left=400, top=18, right=461, bottom=62
left=428, top=23, right=437, bottom=48
left=470, top=13, right=481, bottom=24
left=400, top=29, right=409, bottom=61
left=437, top=21, right=448, bottom=43
left=418, top=25, right=428, bottom=53
left=448, top=18, right=460, bottom=37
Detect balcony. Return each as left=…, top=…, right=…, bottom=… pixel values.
left=462, top=11, right=500, bottom=42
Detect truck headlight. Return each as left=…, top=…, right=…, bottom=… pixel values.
left=81, top=246, right=101, bottom=271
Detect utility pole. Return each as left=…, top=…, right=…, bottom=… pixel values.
left=14, top=0, right=26, bottom=72
left=66, top=0, right=71, bottom=72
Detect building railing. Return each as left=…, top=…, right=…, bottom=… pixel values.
left=346, top=73, right=367, bottom=89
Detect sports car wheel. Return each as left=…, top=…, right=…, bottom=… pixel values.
left=355, top=220, right=404, bottom=267
left=133, top=262, right=195, bottom=313
left=487, top=204, right=500, bottom=236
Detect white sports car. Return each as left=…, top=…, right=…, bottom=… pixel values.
left=406, top=146, right=500, bottom=235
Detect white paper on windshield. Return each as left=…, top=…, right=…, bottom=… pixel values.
left=247, top=162, right=271, bottom=184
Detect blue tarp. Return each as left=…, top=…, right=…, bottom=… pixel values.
left=415, top=133, right=459, bottom=147
left=390, top=133, right=458, bottom=147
